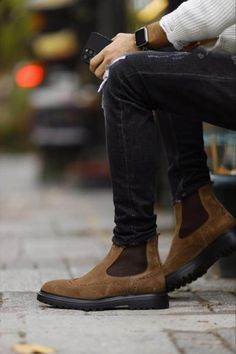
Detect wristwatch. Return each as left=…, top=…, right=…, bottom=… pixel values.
left=135, top=27, right=149, bottom=50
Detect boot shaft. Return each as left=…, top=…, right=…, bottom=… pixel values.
left=174, top=184, right=236, bottom=242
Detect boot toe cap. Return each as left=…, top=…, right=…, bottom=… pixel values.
left=41, top=279, right=72, bottom=297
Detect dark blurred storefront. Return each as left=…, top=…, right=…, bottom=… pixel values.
left=25, top=0, right=180, bottom=196
left=25, top=0, right=128, bottom=183
left=168, top=0, right=184, bottom=11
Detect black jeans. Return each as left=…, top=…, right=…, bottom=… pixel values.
left=157, top=111, right=210, bottom=201
left=102, top=49, right=236, bottom=246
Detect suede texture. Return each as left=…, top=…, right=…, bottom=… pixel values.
left=41, top=236, right=165, bottom=299
left=164, top=184, right=236, bottom=275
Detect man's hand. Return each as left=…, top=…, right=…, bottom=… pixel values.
left=89, top=33, right=139, bottom=80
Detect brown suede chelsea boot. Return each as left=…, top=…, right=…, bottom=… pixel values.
left=37, top=235, right=169, bottom=311
left=164, top=184, right=236, bottom=292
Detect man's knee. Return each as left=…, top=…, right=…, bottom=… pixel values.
left=101, top=58, right=129, bottom=105
left=102, top=52, right=145, bottom=111
left=107, top=56, right=129, bottom=85
left=103, top=54, right=140, bottom=99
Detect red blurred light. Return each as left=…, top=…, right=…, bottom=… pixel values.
left=15, top=64, right=45, bottom=88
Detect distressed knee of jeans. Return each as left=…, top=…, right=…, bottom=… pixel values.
left=98, top=55, right=127, bottom=94
left=109, top=55, right=127, bottom=79
left=108, top=57, right=128, bottom=90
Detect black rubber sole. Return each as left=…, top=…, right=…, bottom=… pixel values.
left=37, top=290, right=169, bottom=311
left=166, top=226, right=236, bottom=292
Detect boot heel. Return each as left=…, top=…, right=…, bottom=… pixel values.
left=214, top=226, right=236, bottom=253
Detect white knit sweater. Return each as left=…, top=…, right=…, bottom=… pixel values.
left=160, top=0, right=236, bottom=54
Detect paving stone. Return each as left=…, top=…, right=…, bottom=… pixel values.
left=0, top=237, right=21, bottom=265
left=0, top=269, right=42, bottom=292
left=195, top=291, right=236, bottom=313
left=214, top=328, right=236, bottom=353
left=189, top=277, right=236, bottom=293
left=169, top=330, right=235, bottom=354
left=1, top=292, right=235, bottom=354
left=167, top=291, right=211, bottom=315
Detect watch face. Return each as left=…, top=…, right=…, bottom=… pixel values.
left=135, top=27, right=148, bottom=47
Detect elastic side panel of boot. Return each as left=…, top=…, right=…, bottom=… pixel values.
left=106, top=243, right=148, bottom=277
left=179, top=191, right=209, bottom=238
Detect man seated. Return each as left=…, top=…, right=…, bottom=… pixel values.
left=38, top=0, right=236, bottom=310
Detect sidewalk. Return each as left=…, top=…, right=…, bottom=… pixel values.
left=0, top=154, right=235, bottom=354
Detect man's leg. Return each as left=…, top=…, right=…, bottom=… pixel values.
left=37, top=54, right=168, bottom=309
left=102, top=64, right=159, bottom=246
left=157, top=109, right=236, bottom=290
left=157, top=111, right=211, bottom=202
left=157, top=112, right=233, bottom=290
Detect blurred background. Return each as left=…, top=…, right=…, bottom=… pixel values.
left=0, top=0, right=184, bottom=197
left=0, top=0, right=235, bottom=276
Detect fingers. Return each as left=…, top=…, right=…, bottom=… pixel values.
left=90, top=51, right=104, bottom=73
left=89, top=33, right=129, bottom=79
left=95, top=63, right=107, bottom=80
left=90, top=47, right=114, bottom=79
left=90, top=52, right=107, bottom=79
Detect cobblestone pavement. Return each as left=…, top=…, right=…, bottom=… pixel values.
left=0, top=154, right=235, bottom=354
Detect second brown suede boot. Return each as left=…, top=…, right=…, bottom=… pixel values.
left=37, top=235, right=169, bottom=311
left=164, top=184, right=236, bottom=292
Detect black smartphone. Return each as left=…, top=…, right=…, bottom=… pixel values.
left=81, top=32, right=112, bottom=64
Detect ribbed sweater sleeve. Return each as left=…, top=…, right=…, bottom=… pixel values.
left=160, top=0, right=236, bottom=50
left=213, top=25, right=236, bottom=54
